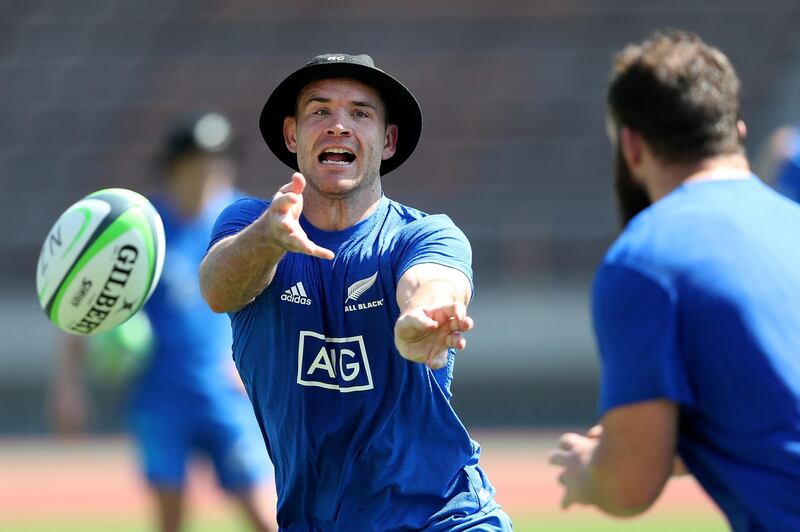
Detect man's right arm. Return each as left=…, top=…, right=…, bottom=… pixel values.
left=200, top=172, right=334, bottom=313
left=50, top=334, right=90, bottom=435
left=199, top=217, right=287, bottom=313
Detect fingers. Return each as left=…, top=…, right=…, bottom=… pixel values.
left=446, top=331, right=466, bottom=350
left=307, top=244, right=335, bottom=260
left=426, top=351, right=449, bottom=370
left=286, top=229, right=334, bottom=260
left=429, top=302, right=474, bottom=332
left=267, top=176, right=335, bottom=260
left=548, top=450, right=568, bottom=467
left=558, top=432, right=583, bottom=451
left=586, top=424, right=603, bottom=439
left=561, top=491, right=574, bottom=510
left=273, top=173, right=306, bottom=215
left=549, top=450, right=575, bottom=511
left=271, top=190, right=301, bottom=215
left=397, top=310, right=439, bottom=333
left=456, top=315, right=474, bottom=333
left=424, top=331, right=465, bottom=369
left=278, top=172, right=306, bottom=194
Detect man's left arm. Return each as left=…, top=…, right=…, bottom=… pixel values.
left=548, top=399, right=679, bottom=516
left=394, top=263, right=473, bottom=369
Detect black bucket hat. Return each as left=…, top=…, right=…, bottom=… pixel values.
left=259, top=53, right=422, bottom=176
left=161, top=112, right=234, bottom=166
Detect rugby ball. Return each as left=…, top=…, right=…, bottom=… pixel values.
left=36, top=188, right=165, bottom=336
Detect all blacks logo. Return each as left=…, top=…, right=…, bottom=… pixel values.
left=69, top=244, right=139, bottom=335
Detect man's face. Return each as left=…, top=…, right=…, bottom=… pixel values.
left=284, top=78, right=398, bottom=199
left=166, top=153, right=234, bottom=214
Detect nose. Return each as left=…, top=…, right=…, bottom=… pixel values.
left=326, top=122, right=351, bottom=137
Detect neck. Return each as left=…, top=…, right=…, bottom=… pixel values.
left=169, top=177, right=230, bottom=219
left=647, top=153, right=751, bottom=201
left=302, top=180, right=383, bottom=231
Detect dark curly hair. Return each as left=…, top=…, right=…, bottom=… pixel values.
left=608, top=29, right=744, bottom=163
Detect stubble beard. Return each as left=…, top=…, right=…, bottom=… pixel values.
left=614, top=144, right=652, bottom=229
left=303, top=165, right=381, bottom=202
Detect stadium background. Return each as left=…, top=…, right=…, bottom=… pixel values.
left=1, top=0, right=799, bottom=530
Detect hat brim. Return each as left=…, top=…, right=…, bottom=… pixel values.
left=259, top=62, right=422, bottom=176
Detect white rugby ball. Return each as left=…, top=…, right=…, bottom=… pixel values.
left=36, top=188, right=165, bottom=336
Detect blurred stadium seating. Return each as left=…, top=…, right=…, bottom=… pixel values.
left=2, top=0, right=800, bottom=432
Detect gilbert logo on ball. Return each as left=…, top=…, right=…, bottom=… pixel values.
left=36, top=188, right=165, bottom=336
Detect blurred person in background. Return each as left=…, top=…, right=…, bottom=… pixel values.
left=548, top=30, right=800, bottom=531
left=761, top=124, right=800, bottom=201
left=200, top=53, right=511, bottom=530
left=51, top=112, right=277, bottom=532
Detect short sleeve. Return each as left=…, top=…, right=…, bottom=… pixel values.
left=592, top=262, right=694, bottom=416
left=392, top=215, right=473, bottom=287
left=206, top=197, right=270, bottom=253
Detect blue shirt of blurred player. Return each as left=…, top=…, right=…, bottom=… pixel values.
left=772, top=126, right=800, bottom=201
left=549, top=31, right=800, bottom=531
left=127, top=113, right=275, bottom=531
left=594, top=176, right=800, bottom=531
left=133, top=189, right=241, bottom=406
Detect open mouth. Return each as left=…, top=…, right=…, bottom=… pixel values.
left=318, top=148, right=356, bottom=166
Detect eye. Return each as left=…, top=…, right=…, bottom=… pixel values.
left=312, top=108, right=330, bottom=116
left=353, top=109, right=369, bottom=119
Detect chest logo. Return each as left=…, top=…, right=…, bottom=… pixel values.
left=281, top=281, right=312, bottom=305
left=344, top=272, right=384, bottom=312
left=297, top=331, right=374, bottom=392
left=346, top=272, right=378, bottom=302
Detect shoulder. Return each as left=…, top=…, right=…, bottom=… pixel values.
left=214, top=196, right=270, bottom=227
left=603, top=186, right=705, bottom=277
left=384, top=198, right=465, bottom=241
left=385, top=197, right=429, bottom=221
left=208, top=196, right=270, bottom=250
left=381, top=198, right=472, bottom=280
left=222, top=196, right=270, bottom=216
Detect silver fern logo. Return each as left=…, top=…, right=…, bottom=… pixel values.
left=346, top=272, right=378, bottom=302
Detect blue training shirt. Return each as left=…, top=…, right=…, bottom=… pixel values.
left=774, top=126, right=800, bottom=202
left=130, top=188, right=242, bottom=407
left=593, top=176, right=800, bottom=532
left=208, top=195, right=497, bottom=531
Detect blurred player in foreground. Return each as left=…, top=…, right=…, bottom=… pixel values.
left=548, top=30, right=800, bottom=531
left=52, top=112, right=277, bottom=532
left=200, top=53, right=511, bottom=530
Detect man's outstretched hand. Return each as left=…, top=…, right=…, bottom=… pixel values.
left=394, top=301, right=474, bottom=369
left=265, top=172, right=334, bottom=260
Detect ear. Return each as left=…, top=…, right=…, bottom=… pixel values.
left=284, top=116, right=298, bottom=154
left=620, top=126, right=644, bottom=170
left=382, top=123, right=399, bottom=160
left=737, top=119, right=747, bottom=141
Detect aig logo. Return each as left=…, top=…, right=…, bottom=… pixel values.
left=297, top=331, right=374, bottom=392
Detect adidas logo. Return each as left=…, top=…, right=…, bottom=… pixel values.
left=281, top=282, right=312, bottom=306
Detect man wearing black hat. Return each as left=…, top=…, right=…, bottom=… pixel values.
left=200, top=55, right=511, bottom=530
left=54, top=113, right=277, bottom=532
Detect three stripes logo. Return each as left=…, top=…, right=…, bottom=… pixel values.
left=281, top=281, right=312, bottom=306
